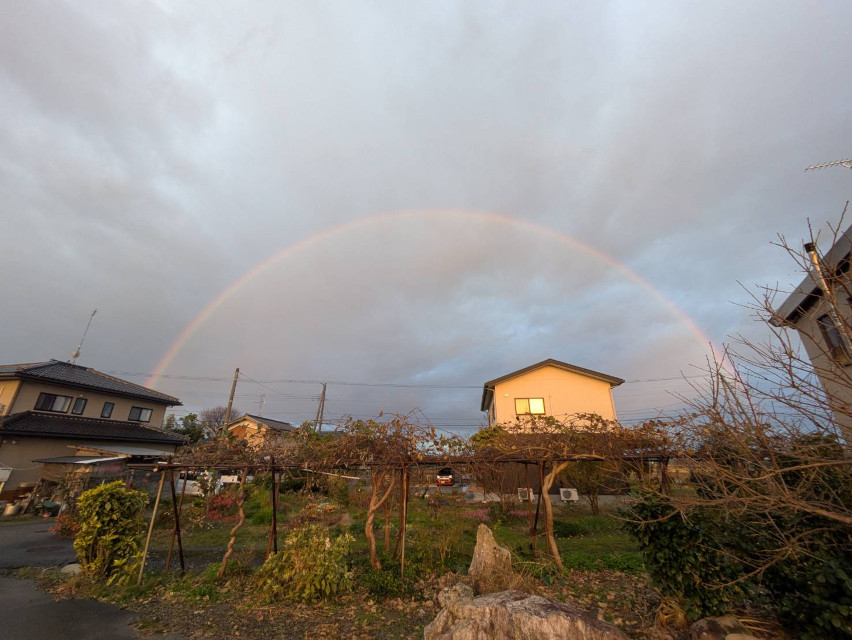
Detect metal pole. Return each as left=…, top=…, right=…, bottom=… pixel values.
left=138, top=470, right=166, bottom=586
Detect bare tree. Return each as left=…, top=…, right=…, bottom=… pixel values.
left=200, top=405, right=244, bottom=438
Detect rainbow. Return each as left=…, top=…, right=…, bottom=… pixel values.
left=146, top=210, right=717, bottom=388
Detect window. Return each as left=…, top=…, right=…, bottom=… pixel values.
left=515, top=398, right=545, bottom=415
left=101, top=402, right=115, bottom=418
left=71, top=398, right=87, bottom=415
left=34, top=393, right=72, bottom=413
left=817, top=314, right=852, bottom=363
left=128, top=406, right=152, bottom=422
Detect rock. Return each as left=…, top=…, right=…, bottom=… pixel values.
left=689, top=615, right=747, bottom=640
left=424, top=590, right=629, bottom=640
left=468, top=524, right=513, bottom=593
left=338, top=512, right=353, bottom=527
left=437, top=584, right=474, bottom=609
left=60, top=563, right=81, bottom=576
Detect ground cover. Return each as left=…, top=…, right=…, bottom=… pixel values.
left=39, top=483, right=677, bottom=639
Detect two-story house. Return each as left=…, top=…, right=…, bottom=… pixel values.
left=0, top=360, right=184, bottom=493
left=480, top=358, right=623, bottom=428
left=773, top=224, right=852, bottom=445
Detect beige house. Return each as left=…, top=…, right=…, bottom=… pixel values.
left=480, top=359, right=623, bottom=428
left=227, top=413, right=296, bottom=449
left=774, top=225, right=852, bottom=444
left=0, top=360, right=184, bottom=495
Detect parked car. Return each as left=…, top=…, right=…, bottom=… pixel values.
left=436, top=467, right=455, bottom=486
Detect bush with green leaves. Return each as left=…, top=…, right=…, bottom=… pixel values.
left=360, top=568, right=414, bottom=598
left=622, top=493, right=742, bottom=620
left=255, top=524, right=353, bottom=602
left=73, top=481, right=148, bottom=585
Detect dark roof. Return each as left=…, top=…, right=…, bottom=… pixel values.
left=0, top=412, right=186, bottom=445
left=773, top=223, right=852, bottom=325
left=0, top=360, right=180, bottom=405
left=481, top=359, right=624, bottom=411
left=237, top=414, right=295, bottom=432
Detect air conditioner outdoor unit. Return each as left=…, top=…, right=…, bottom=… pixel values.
left=559, top=488, right=579, bottom=503
left=517, top=487, right=535, bottom=502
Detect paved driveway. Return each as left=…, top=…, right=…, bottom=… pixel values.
left=0, top=518, right=75, bottom=569
left=0, top=518, right=183, bottom=639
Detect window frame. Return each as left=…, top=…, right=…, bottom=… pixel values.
left=71, top=398, right=87, bottom=415
left=817, top=313, right=852, bottom=364
left=128, top=406, right=153, bottom=423
left=515, top=397, right=546, bottom=416
left=101, top=402, right=115, bottom=418
left=34, top=392, right=72, bottom=413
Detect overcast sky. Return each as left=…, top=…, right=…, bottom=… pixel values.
left=2, top=1, right=851, bottom=435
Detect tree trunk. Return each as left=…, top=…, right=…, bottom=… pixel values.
left=383, top=496, right=392, bottom=552
left=218, top=472, right=247, bottom=579
left=541, top=461, right=572, bottom=571
left=365, top=469, right=396, bottom=570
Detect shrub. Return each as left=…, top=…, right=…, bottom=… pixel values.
left=50, top=512, right=80, bottom=538
left=255, top=524, right=353, bottom=602
left=361, top=568, right=413, bottom=598
left=73, top=481, right=148, bottom=585
left=622, top=493, right=742, bottom=620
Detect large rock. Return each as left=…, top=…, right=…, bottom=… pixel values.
left=424, top=590, right=629, bottom=640
left=468, top=524, right=513, bottom=593
left=437, top=584, right=474, bottom=609
left=689, top=615, right=749, bottom=640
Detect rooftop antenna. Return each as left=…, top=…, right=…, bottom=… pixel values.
left=804, top=158, right=852, bottom=172
left=70, top=308, right=97, bottom=364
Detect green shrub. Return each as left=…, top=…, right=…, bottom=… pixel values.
left=255, top=524, right=353, bottom=602
left=251, top=507, right=273, bottom=526
left=73, top=481, right=148, bottom=585
left=622, top=493, right=742, bottom=620
left=552, top=520, right=587, bottom=538
left=360, top=568, right=413, bottom=598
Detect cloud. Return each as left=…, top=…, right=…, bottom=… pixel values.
left=1, top=1, right=850, bottom=431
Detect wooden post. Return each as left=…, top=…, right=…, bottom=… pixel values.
left=399, top=468, right=409, bottom=578
left=266, top=461, right=278, bottom=559
left=532, top=462, right=543, bottom=535
left=165, top=469, right=186, bottom=574
left=660, top=457, right=671, bottom=494
left=525, top=463, right=535, bottom=558
left=138, top=470, right=166, bottom=586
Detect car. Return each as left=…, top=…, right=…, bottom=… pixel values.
left=436, top=467, right=455, bottom=486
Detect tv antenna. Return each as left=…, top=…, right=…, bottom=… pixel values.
left=804, top=158, right=852, bottom=172
left=70, top=308, right=97, bottom=364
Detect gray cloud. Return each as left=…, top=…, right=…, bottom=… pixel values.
left=1, top=1, right=851, bottom=431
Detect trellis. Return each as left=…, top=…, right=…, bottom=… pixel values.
left=134, top=450, right=671, bottom=584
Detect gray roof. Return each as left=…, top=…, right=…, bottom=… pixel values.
left=33, top=455, right=125, bottom=465
left=481, top=358, right=624, bottom=412
left=0, top=360, right=180, bottom=405
left=0, top=412, right=186, bottom=445
left=70, top=444, right=175, bottom=457
left=237, top=414, right=295, bottom=432
left=773, top=223, right=852, bottom=325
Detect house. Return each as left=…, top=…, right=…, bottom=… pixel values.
left=480, top=358, right=624, bottom=428
left=773, top=224, right=852, bottom=444
left=227, top=413, right=296, bottom=448
left=0, top=360, right=184, bottom=495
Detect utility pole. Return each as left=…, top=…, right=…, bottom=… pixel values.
left=314, top=383, right=327, bottom=433
left=258, top=394, right=265, bottom=415
left=224, top=368, right=240, bottom=432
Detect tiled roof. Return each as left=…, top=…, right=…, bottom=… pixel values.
left=0, top=412, right=186, bottom=445
left=242, top=413, right=295, bottom=431
left=0, top=360, right=180, bottom=405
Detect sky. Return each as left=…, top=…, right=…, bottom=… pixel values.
left=2, top=1, right=851, bottom=436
